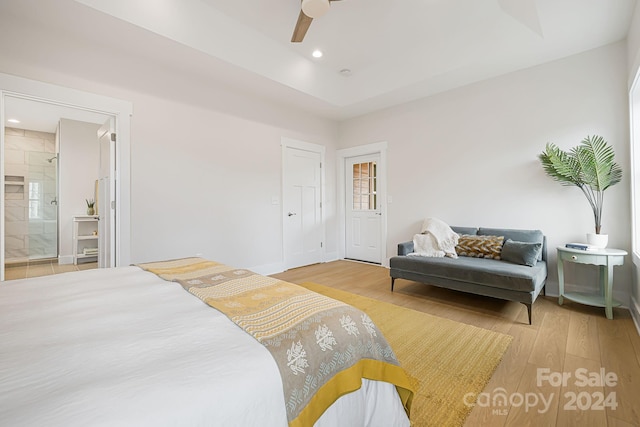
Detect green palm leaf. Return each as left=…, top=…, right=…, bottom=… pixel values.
left=539, top=135, right=621, bottom=234
left=574, top=135, right=621, bottom=191
left=538, top=143, right=582, bottom=186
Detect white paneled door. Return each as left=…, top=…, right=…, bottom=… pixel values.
left=283, top=145, right=323, bottom=270
left=345, top=154, right=382, bottom=264
left=97, top=119, right=115, bottom=268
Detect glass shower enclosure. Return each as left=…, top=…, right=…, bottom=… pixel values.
left=4, top=129, right=59, bottom=263
left=27, top=150, right=58, bottom=259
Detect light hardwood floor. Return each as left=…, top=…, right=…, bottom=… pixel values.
left=3, top=258, right=637, bottom=425
left=272, top=260, right=640, bottom=427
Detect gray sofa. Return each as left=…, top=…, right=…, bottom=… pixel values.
left=389, top=226, right=547, bottom=324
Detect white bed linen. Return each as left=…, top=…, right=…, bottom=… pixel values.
left=0, top=266, right=409, bottom=427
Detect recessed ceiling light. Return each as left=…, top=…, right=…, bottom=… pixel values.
left=312, top=49, right=323, bottom=58
left=7, top=118, right=20, bottom=124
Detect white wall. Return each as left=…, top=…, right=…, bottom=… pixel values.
left=628, top=3, right=640, bottom=86
left=128, top=100, right=337, bottom=272
left=338, top=42, right=632, bottom=304
left=128, top=92, right=338, bottom=271
left=58, top=119, right=100, bottom=262
left=0, top=10, right=338, bottom=274
left=0, top=5, right=635, bottom=308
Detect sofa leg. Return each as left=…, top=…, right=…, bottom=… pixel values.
left=542, top=284, right=546, bottom=296
left=391, top=277, right=395, bottom=292
left=525, top=303, right=532, bottom=325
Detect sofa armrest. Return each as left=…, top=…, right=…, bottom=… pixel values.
left=398, top=241, right=414, bottom=256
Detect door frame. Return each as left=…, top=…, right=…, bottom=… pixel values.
left=628, top=67, right=640, bottom=332
left=281, top=137, right=326, bottom=270
left=0, top=73, right=132, bottom=280
left=97, top=118, right=116, bottom=268
left=337, top=142, right=388, bottom=266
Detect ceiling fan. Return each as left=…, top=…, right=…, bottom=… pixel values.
left=291, top=0, right=343, bottom=43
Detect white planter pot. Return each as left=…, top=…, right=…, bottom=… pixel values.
left=586, top=233, right=608, bottom=248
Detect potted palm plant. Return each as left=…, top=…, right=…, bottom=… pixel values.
left=538, top=135, right=622, bottom=248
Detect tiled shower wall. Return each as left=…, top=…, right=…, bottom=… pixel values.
left=4, top=127, right=57, bottom=262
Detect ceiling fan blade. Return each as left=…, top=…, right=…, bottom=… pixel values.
left=291, top=10, right=313, bottom=43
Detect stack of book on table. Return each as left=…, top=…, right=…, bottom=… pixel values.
left=565, top=242, right=598, bottom=251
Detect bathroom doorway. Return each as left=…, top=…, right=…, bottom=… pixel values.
left=1, top=73, right=133, bottom=281
left=3, top=96, right=111, bottom=275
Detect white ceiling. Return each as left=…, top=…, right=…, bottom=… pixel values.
left=4, top=96, right=110, bottom=134
left=73, top=0, right=636, bottom=118
left=1, top=0, right=637, bottom=132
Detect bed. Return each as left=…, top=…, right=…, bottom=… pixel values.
left=0, top=258, right=413, bottom=426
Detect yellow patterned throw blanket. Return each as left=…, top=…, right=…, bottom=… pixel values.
left=137, top=258, right=414, bottom=426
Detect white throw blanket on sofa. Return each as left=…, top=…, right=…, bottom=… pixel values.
left=408, top=218, right=459, bottom=258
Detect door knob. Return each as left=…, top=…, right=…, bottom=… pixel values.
left=288, top=212, right=297, bottom=217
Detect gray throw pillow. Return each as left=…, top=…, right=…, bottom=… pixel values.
left=501, top=239, right=542, bottom=267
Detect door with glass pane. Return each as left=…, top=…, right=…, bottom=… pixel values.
left=345, top=154, right=382, bottom=263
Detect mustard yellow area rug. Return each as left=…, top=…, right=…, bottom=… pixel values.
left=300, top=282, right=513, bottom=427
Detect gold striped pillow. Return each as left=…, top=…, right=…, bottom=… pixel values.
left=455, top=235, right=504, bottom=259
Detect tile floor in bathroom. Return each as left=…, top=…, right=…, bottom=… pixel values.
left=4, top=259, right=97, bottom=280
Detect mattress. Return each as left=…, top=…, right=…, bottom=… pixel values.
left=0, top=266, right=410, bottom=426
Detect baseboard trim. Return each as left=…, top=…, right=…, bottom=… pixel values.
left=252, top=251, right=340, bottom=276
left=631, top=295, right=640, bottom=336
left=324, top=251, right=339, bottom=263
left=250, top=262, right=285, bottom=276
left=58, top=255, right=74, bottom=265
